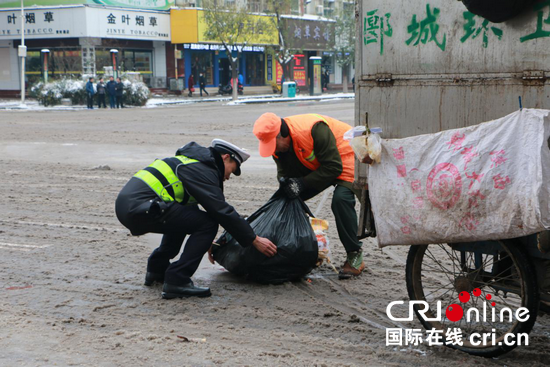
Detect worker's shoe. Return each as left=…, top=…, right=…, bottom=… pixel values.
left=338, top=249, right=365, bottom=279
left=144, top=272, right=164, bottom=286
left=161, top=281, right=211, bottom=299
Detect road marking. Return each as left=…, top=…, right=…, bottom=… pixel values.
left=0, top=220, right=126, bottom=233
left=0, top=245, right=30, bottom=252
left=0, top=242, right=51, bottom=249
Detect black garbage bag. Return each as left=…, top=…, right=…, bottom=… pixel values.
left=211, top=190, right=318, bottom=284
left=461, top=0, right=536, bottom=23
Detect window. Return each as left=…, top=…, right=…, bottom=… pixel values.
left=25, top=47, right=82, bottom=85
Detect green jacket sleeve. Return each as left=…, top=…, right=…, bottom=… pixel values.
left=302, top=122, right=343, bottom=190
left=274, top=156, right=288, bottom=180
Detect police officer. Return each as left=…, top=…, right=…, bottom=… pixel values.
left=115, top=139, right=277, bottom=298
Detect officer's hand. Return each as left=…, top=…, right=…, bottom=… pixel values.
left=252, top=236, right=277, bottom=257
left=279, top=177, right=305, bottom=199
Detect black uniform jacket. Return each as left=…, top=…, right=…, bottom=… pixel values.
left=117, top=142, right=256, bottom=247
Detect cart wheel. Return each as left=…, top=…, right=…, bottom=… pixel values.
left=406, top=240, right=538, bottom=357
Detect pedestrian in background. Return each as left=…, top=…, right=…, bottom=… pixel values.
left=96, top=78, right=107, bottom=108
left=322, top=69, right=329, bottom=91
left=188, top=74, right=195, bottom=97
left=106, top=76, right=117, bottom=108
left=199, top=73, right=209, bottom=97
left=115, top=77, right=124, bottom=108
left=86, top=77, right=95, bottom=110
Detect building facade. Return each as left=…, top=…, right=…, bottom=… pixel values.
left=0, top=0, right=351, bottom=95
left=0, top=3, right=170, bottom=95
left=170, top=8, right=277, bottom=89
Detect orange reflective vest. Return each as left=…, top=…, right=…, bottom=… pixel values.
left=283, top=114, right=355, bottom=183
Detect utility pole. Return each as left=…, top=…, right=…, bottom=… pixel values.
left=19, top=0, right=27, bottom=106
left=174, top=44, right=178, bottom=90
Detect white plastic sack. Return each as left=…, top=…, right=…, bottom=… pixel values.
left=368, top=109, right=550, bottom=247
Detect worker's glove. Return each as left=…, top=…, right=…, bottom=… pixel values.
left=279, top=177, right=305, bottom=199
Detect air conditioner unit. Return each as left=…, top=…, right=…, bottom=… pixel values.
left=316, top=5, right=324, bottom=15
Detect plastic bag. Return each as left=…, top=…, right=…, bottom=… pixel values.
left=367, top=133, right=382, bottom=164
left=347, top=132, right=382, bottom=164
left=348, top=136, right=370, bottom=163
left=211, top=190, right=318, bottom=284
left=310, top=218, right=338, bottom=273
left=310, top=218, right=329, bottom=253
left=344, top=126, right=366, bottom=141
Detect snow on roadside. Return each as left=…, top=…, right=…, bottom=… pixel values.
left=1, top=93, right=355, bottom=111
left=225, top=93, right=355, bottom=105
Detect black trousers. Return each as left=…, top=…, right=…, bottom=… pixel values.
left=87, top=93, right=94, bottom=109
left=200, top=84, right=209, bottom=96
left=116, top=194, right=218, bottom=286
left=116, top=95, right=124, bottom=108
left=97, top=94, right=106, bottom=108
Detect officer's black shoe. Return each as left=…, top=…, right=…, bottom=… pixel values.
left=161, top=281, right=211, bottom=299
left=144, top=272, right=165, bottom=286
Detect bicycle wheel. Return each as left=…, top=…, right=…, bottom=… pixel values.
left=406, top=240, right=538, bottom=357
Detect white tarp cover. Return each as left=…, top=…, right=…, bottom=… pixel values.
left=368, top=109, right=550, bottom=247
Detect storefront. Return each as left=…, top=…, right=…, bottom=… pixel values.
left=170, top=8, right=276, bottom=88
left=0, top=4, right=170, bottom=94
left=265, top=16, right=335, bottom=90
left=180, top=43, right=265, bottom=88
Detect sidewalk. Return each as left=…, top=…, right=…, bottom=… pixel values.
left=146, top=92, right=355, bottom=108
left=0, top=91, right=354, bottom=110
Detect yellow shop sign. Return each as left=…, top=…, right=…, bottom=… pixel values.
left=171, top=9, right=278, bottom=46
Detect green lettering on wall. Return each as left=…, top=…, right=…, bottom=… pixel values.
left=364, top=9, right=393, bottom=55
left=405, top=4, right=446, bottom=51
left=460, top=11, right=503, bottom=48
left=520, top=0, right=550, bottom=42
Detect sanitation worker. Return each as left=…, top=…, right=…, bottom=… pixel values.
left=253, top=113, right=364, bottom=278
left=115, top=139, right=277, bottom=298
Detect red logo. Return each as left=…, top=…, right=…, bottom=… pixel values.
left=426, top=163, right=463, bottom=210
left=446, top=288, right=496, bottom=322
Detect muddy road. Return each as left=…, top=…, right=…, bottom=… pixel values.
left=1, top=101, right=549, bottom=366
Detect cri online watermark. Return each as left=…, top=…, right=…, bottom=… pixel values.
left=385, top=288, right=530, bottom=347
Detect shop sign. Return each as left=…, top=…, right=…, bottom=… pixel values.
left=276, top=61, right=283, bottom=83
left=184, top=43, right=264, bottom=52
left=293, top=53, right=306, bottom=86
left=171, top=9, right=277, bottom=45
left=282, top=17, right=335, bottom=51
left=0, top=0, right=175, bottom=11
left=196, top=10, right=278, bottom=45
left=266, top=54, right=283, bottom=83
left=267, top=54, right=273, bottom=80
left=0, top=7, right=86, bottom=38
left=0, top=6, right=170, bottom=40
left=89, top=7, right=170, bottom=41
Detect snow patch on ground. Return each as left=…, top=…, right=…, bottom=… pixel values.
left=1, top=93, right=355, bottom=111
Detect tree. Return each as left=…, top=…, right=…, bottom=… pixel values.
left=202, top=0, right=273, bottom=100
left=334, top=5, right=355, bottom=93
left=263, top=0, right=297, bottom=89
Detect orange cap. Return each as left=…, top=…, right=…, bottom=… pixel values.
left=253, top=113, right=281, bottom=157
